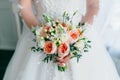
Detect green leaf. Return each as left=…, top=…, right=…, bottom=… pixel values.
left=58, top=65, right=67, bottom=72
left=43, top=54, right=54, bottom=63
left=63, top=11, right=69, bottom=22
left=55, top=21, right=59, bottom=25
left=80, top=37, right=86, bottom=41
left=58, top=66, right=62, bottom=71
left=63, top=11, right=67, bottom=17
left=56, top=41, right=60, bottom=47
left=32, top=39, right=36, bottom=42
left=43, top=14, right=52, bottom=22
left=31, top=47, right=37, bottom=52
left=73, top=10, right=78, bottom=16
left=84, top=50, right=88, bottom=52
left=44, top=37, right=50, bottom=41
left=77, top=54, right=82, bottom=62
left=81, top=29, right=86, bottom=34
left=78, top=22, right=85, bottom=26
left=50, top=55, right=53, bottom=61
left=88, top=45, right=91, bottom=48
left=87, top=40, right=91, bottom=43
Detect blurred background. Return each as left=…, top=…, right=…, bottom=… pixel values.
left=0, top=0, right=120, bottom=80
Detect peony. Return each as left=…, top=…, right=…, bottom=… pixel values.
left=68, top=30, right=79, bottom=43
left=44, top=41, right=57, bottom=54
left=58, top=42, right=70, bottom=58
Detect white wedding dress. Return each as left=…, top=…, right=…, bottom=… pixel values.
left=3, top=0, right=120, bottom=80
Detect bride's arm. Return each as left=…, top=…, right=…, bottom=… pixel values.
left=81, top=0, right=99, bottom=24
left=19, top=0, right=39, bottom=28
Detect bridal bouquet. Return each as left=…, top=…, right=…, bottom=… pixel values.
left=31, top=11, right=91, bottom=72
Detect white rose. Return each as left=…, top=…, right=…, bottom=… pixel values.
left=35, top=27, right=43, bottom=36
left=38, top=40, right=45, bottom=48
left=45, top=22, right=52, bottom=26
left=60, top=33, right=69, bottom=42
left=75, top=40, right=85, bottom=51
left=72, top=25, right=77, bottom=30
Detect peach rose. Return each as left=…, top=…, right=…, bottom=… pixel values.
left=41, top=26, right=51, bottom=37
left=68, top=30, right=79, bottom=43
left=58, top=42, right=70, bottom=58
left=44, top=41, right=57, bottom=54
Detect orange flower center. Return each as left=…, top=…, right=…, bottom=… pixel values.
left=77, top=29, right=81, bottom=35
left=62, top=22, right=67, bottom=28
left=71, top=32, right=78, bottom=39
left=45, top=26, right=51, bottom=30
left=45, top=42, right=52, bottom=52
left=61, top=43, right=68, bottom=53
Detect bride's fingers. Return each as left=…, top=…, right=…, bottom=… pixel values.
left=57, top=62, right=65, bottom=67
left=58, top=55, right=70, bottom=63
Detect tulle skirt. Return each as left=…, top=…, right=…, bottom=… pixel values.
left=3, top=25, right=120, bottom=80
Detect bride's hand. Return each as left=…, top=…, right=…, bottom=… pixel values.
left=58, top=55, right=71, bottom=63
left=19, top=0, right=39, bottom=29
left=81, top=0, right=99, bottom=24
left=57, top=55, right=70, bottom=67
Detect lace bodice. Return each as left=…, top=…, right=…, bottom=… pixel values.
left=32, top=0, right=86, bottom=24
left=12, top=0, right=86, bottom=25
